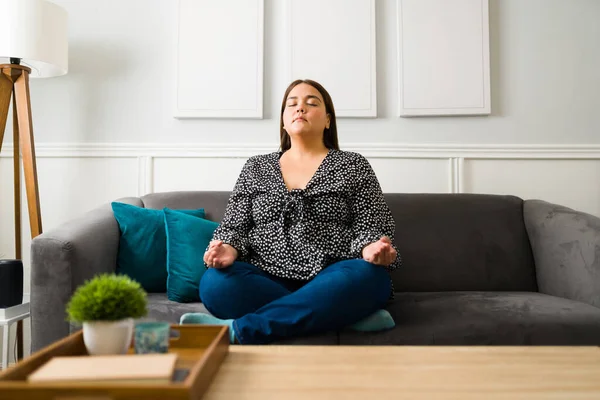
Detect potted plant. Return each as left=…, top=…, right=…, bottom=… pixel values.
left=66, top=273, right=148, bottom=355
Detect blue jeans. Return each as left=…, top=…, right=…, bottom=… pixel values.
left=199, top=259, right=391, bottom=344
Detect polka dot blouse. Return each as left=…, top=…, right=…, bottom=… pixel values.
left=211, top=149, right=402, bottom=281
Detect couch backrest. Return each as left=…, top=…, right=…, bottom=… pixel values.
left=141, top=191, right=232, bottom=222
left=387, top=193, right=537, bottom=292
left=140, top=191, right=538, bottom=293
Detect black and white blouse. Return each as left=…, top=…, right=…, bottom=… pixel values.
left=211, top=149, right=402, bottom=280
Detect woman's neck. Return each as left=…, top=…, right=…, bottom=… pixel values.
left=286, top=137, right=328, bottom=159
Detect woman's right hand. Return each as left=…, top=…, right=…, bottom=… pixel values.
left=362, top=236, right=397, bottom=267
left=203, top=240, right=238, bottom=269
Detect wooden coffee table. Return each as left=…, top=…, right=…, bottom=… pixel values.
left=204, top=345, right=600, bottom=399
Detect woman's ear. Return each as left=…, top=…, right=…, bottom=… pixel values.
left=326, top=114, right=331, bottom=129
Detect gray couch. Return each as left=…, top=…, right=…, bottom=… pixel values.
left=31, top=191, right=600, bottom=352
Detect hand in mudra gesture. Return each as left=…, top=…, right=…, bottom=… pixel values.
left=362, top=236, right=397, bottom=266
left=203, top=240, right=238, bottom=269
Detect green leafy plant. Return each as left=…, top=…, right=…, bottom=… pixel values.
left=66, top=274, right=148, bottom=323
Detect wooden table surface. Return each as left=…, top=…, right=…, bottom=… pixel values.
left=203, top=345, right=600, bottom=400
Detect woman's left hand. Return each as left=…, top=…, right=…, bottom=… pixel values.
left=362, top=236, right=397, bottom=266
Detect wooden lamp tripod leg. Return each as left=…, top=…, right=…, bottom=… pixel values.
left=13, top=95, right=21, bottom=260
left=13, top=70, right=42, bottom=239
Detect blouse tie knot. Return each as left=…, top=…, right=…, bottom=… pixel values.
left=282, top=189, right=306, bottom=226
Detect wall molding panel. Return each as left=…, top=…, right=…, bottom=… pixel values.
left=137, top=156, right=154, bottom=197
left=397, top=0, right=491, bottom=116
left=174, top=0, right=264, bottom=119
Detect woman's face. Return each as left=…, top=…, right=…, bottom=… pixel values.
left=282, top=83, right=330, bottom=140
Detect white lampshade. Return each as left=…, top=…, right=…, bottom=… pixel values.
left=0, top=0, right=68, bottom=78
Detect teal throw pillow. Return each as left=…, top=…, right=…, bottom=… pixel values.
left=163, top=208, right=219, bottom=303
left=111, top=202, right=206, bottom=293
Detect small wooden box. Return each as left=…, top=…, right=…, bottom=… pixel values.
left=0, top=324, right=229, bottom=400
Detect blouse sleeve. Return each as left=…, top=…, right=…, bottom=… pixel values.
left=209, top=157, right=255, bottom=260
left=348, top=154, right=402, bottom=271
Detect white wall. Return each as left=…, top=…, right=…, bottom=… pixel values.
left=1, top=0, right=600, bottom=360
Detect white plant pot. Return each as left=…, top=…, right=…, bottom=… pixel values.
left=82, top=318, right=134, bottom=355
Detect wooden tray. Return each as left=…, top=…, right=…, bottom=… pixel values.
left=0, top=324, right=229, bottom=400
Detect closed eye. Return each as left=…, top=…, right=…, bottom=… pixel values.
left=287, top=103, right=317, bottom=107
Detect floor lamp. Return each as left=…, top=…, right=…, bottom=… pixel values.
left=0, top=0, right=68, bottom=361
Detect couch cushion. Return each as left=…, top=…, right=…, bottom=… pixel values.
left=146, top=293, right=338, bottom=345
left=164, top=209, right=219, bottom=302
left=147, top=293, right=211, bottom=323
left=339, top=291, right=600, bottom=345
left=385, top=194, right=538, bottom=292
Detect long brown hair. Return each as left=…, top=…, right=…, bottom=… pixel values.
left=279, top=79, right=339, bottom=152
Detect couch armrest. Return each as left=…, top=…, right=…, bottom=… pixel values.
left=30, top=202, right=130, bottom=352
left=524, top=200, right=600, bottom=309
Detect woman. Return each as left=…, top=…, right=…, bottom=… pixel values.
left=181, top=79, right=401, bottom=344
